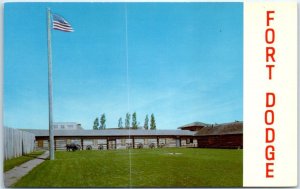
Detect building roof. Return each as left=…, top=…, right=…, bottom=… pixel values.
left=177, top=122, right=210, bottom=129
left=21, top=129, right=196, bottom=137
left=53, top=122, right=81, bottom=125
left=195, top=121, right=243, bottom=136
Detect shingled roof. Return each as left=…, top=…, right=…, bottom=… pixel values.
left=177, top=122, right=210, bottom=129
left=195, top=121, right=243, bottom=136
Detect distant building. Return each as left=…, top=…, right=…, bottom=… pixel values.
left=177, top=122, right=209, bottom=131
left=53, top=122, right=83, bottom=130
left=106, top=126, right=144, bottom=130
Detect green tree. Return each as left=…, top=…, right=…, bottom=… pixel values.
left=100, top=114, right=106, bottom=129
left=118, top=117, right=123, bottom=129
left=93, top=118, right=99, bottom=130
left=125, top=113, right=130, bottom=129
left=150, top=113, right=156, bottom=130
left=132, top=112, right=138, bottom=129
left=144, top=114, right=149, bottom=130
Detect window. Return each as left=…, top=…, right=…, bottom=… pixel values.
left=61, top=125, right=65, bottom=129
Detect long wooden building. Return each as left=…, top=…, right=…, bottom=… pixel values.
left=195, top=121, right=243, bottom=149
left=22, top=129, right=198, bottom=150
left=22, top=121, right=243, bottom=150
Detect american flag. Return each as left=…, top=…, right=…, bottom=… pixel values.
left=52, top=14, right=74, bottom=32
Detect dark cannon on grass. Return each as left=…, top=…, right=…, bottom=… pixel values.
left=149, top=143, right=155, bottom=149
left=137, top=143, right=143, bottom=149
left=66, top=143, right=81, bottom=151
left=86, top=145, right=92, bottom=150
left=98, top=144, right=104, bottom=150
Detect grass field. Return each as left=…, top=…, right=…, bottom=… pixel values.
left=14, top=148, right=242, bottom=187
left=4, top=151, right=45, bottom=172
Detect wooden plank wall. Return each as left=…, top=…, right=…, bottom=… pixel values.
left=4, top=127, right=35, bottom=160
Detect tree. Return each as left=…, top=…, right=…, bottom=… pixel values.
left=150, top=113, right=156, bottom=130
left=118, top=117, right=123, bottom=129
left=125, top=113, right=130, bottom=129
left=93, top=118, right=99, bottom=130
left=144, top=114, right=149, bottom=130
left=132, top=112, right=138, bottom=129
left=100, top=114, right=106, bottom=129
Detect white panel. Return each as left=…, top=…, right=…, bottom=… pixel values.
left=244, top=2, right=297, bottom=187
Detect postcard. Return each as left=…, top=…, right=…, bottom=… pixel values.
left=1, top=1, right=298, bottom=188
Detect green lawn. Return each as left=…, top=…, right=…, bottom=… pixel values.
left=4, top=151, right=45, bottom=172
left=14, top=148, right=242, bottom=187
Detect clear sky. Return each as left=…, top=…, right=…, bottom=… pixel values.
left=4, top=2, right=243, bottom=130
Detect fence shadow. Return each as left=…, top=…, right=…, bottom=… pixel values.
left=23, top=152, right=49, bottom=160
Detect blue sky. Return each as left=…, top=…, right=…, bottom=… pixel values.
left=4, top=2, right=243, bottom=130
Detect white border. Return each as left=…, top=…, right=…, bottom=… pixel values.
left=0, top=1, right=299, bottom=188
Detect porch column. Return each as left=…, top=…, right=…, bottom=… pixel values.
left=106, top=137, right=109, bottom=150
left=132, top=137, right=135, bottom=149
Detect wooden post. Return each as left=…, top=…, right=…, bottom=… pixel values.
left=107, top=138, right=109, bottom=150
left=179, top=138, right=182, bottom=147
left=157, top=137, right=159, bottom=148
left=132, top=137, right=135, bottom=149
left=81, top=138, right=83, bottom=150
left=54, top=139, right=56, bottom=151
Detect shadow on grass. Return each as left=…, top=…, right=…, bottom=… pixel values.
left=22, top=152, right=48, bottom=160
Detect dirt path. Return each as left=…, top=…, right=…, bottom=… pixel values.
left=4, top=151, right=49, bottom=187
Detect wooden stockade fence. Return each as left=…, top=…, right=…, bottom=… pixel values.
left=4, top=127, right=36, bottom=160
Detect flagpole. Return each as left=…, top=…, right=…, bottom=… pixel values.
left=47, top=8, right=55, bottom=160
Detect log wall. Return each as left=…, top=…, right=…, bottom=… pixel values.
left=197, top=134, right=243, bottom=149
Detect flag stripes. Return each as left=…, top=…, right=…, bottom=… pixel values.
left=52, top=14, right=74, bottom=32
